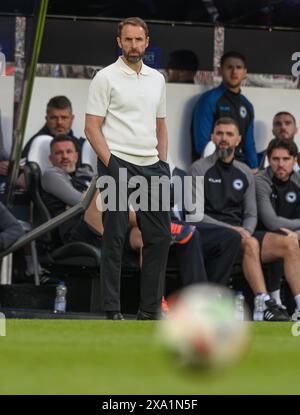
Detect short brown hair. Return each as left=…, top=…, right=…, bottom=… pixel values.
left=214, top=117, right=240, bottom=134
left=267, top=137, right=298, bottom=159
left=118, top=17, right=148, bottom=37
left=50, top=134, right=78, bottom=152
left=221, top=51, right=246, bottom=68
left=273, top=111, right=296, bottom=125
left=46, top=96, right=72, bottom=113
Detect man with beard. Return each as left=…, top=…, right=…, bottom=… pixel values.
left=41, top=134, right=98, bottom=246
left=260, top=111, right=299, bottom=170
left=85, top=17, right=171, bottom=320
left=22, top=96, right=85, bottom=162
left=256, top=138, right=300, bottom=321
left=189, top=117, right=290, bottom=321
left=259, top=112, right=299, bottom=308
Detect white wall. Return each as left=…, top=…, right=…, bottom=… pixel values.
left=2, top=76, right=300, bottom=170
left=165, top=83, right=209, bottom=169
left=0, top=76, right=14, bottom=156
left=242, top=86, right=300, bottom=153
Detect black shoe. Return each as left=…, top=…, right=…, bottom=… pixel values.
left=136, top=310, right=157, bottom=320
left=264, top=299, right=290, bottom=321
left=106, top=311, right=125, bottom=320
left=278, top=304, right=290, bottom=320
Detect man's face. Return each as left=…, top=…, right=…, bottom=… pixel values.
left=269, top=148, right=296, bottom=181
left=46, top=107, right=74, bottom=136
left=49, top=141, right=78, bottom=173
left=117, top=24, right=149, bottom=64
left=212, top=123, right=241, bottom=160
left=272, top=114, right=298, bottom=141
left=220, top=57, right=247, bottom=90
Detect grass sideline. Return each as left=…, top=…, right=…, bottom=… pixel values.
left=0, top=320, right=299, bottom=394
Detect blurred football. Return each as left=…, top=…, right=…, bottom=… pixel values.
left=159, top=283, right=250, bottom=370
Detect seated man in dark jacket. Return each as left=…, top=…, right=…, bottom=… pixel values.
left=189, top=117, right=292, bottom=321
left=256, top=138, right=300, bottom=321
left=22, top=95, right=85, bottom=163
left=41, top=134, right=100, bottom=246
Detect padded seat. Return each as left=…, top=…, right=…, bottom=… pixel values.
left=51, top=242, right=101, bottom=268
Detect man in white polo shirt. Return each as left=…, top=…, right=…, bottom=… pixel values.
left=85, top=17, right=171, bottom=320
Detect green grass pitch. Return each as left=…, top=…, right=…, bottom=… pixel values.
left=0, top=320, right=299, bottom=394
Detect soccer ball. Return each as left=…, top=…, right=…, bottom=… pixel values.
left=159, top=283, right=250, bottom=370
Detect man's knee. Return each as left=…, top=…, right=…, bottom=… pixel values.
left=264, top=232, right=299, bottom=257
left=242, top=236, right=260, bottom=257
left=282, top=234, right=299, bottom=255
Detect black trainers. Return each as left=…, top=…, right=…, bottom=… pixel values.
left=264, top=299, right=290, bottom=321
left=278, top=304, right=290, bottom=320
left=136, top=310, right=157, bottom=320
left=106, top=312, right=125, bottom=320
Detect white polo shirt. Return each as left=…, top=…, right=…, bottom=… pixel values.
left=86, top=56, right=166, bottom=166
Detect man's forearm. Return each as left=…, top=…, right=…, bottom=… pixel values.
left=156, top=119, right=168, bottom=161
left=42, top=170, right=83, bottom=206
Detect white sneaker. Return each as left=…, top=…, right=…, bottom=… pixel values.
left=291, top=309, right=300, bottom=322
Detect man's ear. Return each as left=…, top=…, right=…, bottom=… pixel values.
left=236, top=134, right=242, bottom=147
left=116, top=36, right=122, bottom=49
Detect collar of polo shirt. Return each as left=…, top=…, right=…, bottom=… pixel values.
left=117, top=56, right=151, bottom=76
